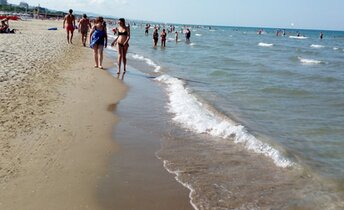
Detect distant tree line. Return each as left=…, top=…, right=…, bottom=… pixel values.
left=0, top=4, right=65, bottom=17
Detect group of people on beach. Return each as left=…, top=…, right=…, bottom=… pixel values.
left=63, top=9, right=130, bottom=77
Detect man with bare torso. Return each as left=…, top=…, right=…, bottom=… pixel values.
left=78, top=14, right=91, bottom=47
left=63, top=9, right=76, bottom=44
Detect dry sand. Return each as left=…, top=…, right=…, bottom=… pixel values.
left=0, top=19, right=127, bottom=209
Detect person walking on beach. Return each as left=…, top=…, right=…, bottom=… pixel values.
left=90, top=17, right=107, bottom=69
left=160, top=29, right=167, bottom=47
left=63, top=9, right=76, bottom=44
left=111, top=18, right=130, bottom=76
left=78, top=14, right=92, bottom=47
left=153, top=27, right=159, bottom=47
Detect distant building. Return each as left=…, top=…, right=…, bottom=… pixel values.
left=19, top=2, right=29, bottom=9
left=0, top=0, right=8, bottom=6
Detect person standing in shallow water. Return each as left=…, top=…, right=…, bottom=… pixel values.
left=90, top=17, right=107, bottom=69
left=160, top=29, right=167, bottom=47
left=185, top=28, right=191, bottom=42
left=78, top=14, right=91, bottom=47
left=320, top=32, right=324, bottom=40
left=153, top=28, right=159, bottom=47
left=63, top=9, right=76, bottom=44
left=111, top=18, right=130, bottom=76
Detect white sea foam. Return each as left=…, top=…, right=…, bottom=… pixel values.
left=195, top=34, right=202, bottom=37
left=131, top=54, right=161, bottom=72
left=289, top=36, right=308, bottom=40
left=108, top=46, right=117, bottom=52
left=310, top=44, right=325, bottom=48
left=158, top=158, right=199, bottom=210
left=258, top=42, right=274, bottom=47
left=298, top=57, right=323, bottom=64
left=189, top=43, right=196, bottom=46
left=333, top=47, right=339, bottom=50
left=108, top=34, right=117, bottom=39
left=155, top=74, right=294, bottom=168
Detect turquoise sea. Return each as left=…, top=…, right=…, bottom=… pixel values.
left=107, top=24, right=344, bottom=209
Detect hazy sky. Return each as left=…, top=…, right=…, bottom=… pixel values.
left=8, top=0, right=344, bottom=30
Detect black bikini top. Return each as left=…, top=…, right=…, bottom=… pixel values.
left=118, top=31, right=128, bottom=36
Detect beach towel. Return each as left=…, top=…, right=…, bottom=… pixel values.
left=90, top=29, right=105, bottom=48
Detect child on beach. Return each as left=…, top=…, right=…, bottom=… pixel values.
left=63, top=9, right=76, bottom=44
left=78, top=14, right=91, bottom=47
left=111, top=18, right=130, bottom=76
left=90, top=17, right=107, bottom=69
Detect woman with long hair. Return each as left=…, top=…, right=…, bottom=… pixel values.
left=111, top=18, right=130, bottom=75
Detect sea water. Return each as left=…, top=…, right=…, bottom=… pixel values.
left=108, top=25, right=344, bottom=209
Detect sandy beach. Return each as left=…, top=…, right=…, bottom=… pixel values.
left=0, top=19, right=193, bottom=210
left=0, top=19, right=127, bottom=209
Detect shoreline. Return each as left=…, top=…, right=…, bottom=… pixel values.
left=100, top=67, right=193, bottom=210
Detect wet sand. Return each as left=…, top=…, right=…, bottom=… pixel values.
left=98, top=68, right=193, bottom=210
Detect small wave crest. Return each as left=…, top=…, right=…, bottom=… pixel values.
left=258, top=42, right=274, bottom=47
left=155, top=74, right=294, bottom=168
left=310, top=44, right=325, bottom=48
left=195, top=34, right=202, bottom=37
left=298, top=57, right=324, bottom=65
left=131, top=54, right=161, bottom=72
left=289, top=36, right=308, bottom=40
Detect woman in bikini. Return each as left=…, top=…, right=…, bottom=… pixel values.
left=111, top=18, right=130, bottom=76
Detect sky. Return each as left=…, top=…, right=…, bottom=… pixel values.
left=8, top=0, right=344, bottom=30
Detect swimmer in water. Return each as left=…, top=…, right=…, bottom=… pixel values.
left=320, top=32, right=324, bottom=40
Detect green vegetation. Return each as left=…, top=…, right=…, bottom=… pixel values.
left=0, top=4, right=65, bottom=17
left=0, top=4, right=29, bottom=13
